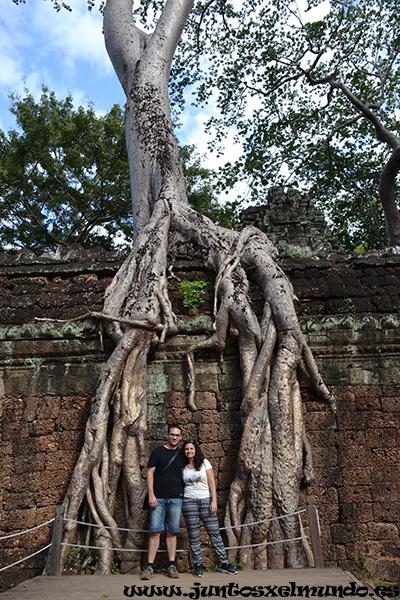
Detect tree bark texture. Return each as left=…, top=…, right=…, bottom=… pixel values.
left=55, top=0, right=335, bottom=574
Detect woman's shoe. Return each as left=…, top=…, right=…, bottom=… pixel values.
left=220, top=563, right=238, bottom=575
left=194, top=565, right=204, bottom=577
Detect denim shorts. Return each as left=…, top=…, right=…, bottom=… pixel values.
left=148, top=498, right=183, bottom=533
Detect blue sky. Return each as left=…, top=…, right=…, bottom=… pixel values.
left=0, top=0, right=126, bottom=129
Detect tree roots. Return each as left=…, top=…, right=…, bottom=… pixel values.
left=55, top=201, right=334, bottom=574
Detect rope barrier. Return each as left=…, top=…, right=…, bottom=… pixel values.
left=61, top=534, right=309, bottom=555
left=63, top=518, right=148, bottom=533
left=0, top=518, right=55, bottom=541
left=61, top=542, right=151, bottom=553
left=219, top=509, right=306, bottom=531
left=64, top=508, right=306, bottom=535
left=0, top=544, right=52, bottom=573
left=225, top=535, right=310, bottom=550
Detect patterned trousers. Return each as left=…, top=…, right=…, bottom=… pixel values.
left=182, top=497, right=228, bottom=566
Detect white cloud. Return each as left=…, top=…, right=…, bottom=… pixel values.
left=30, top=0, right=112, bottom=74
left=0, top=54, right=20, bottom=87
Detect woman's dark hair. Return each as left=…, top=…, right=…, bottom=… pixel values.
left=182, top=439, right=205, bottom=471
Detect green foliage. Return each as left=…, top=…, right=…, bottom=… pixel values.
left=178, top=280, right=208, bottom=308
left=0, top=86, right=132, bottom=254
left=354, top=555, right=374, bottom=580
left=171, top=0, right=400, bottom=251
left=345, top=298, right=356, bottom=314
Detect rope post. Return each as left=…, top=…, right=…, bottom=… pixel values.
left=48, top=506, right=65, bottom=576
left=306, top=495, right=324, bottom=568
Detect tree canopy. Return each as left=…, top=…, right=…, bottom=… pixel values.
left=0, top=87, right=132, bottom=253
left=9, top=0, right=400, bottom=251
left=171, top=0, right=400, bottom=250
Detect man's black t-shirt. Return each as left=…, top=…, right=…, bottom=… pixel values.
left=148, top=446, right=184, bottom=499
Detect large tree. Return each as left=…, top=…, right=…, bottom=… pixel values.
left=38, top=0, right=336, bottom=574
left=171, top=0, right=400, bottom=250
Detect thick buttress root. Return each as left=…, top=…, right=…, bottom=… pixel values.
left=53, top=202, right=334, bottom=574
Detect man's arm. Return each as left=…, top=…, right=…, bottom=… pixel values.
left=147, top=466, right=157, bottom=508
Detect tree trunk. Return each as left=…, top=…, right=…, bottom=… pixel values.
left=379, top=147, right=400, bottom=247
left=52, top=0, right=335, bottom=574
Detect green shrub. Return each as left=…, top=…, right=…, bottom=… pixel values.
left=178, top=280, right=208, bottom=308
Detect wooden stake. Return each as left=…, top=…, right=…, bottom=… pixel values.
left=47, top=506, right=65, bottom=576
left=307, top=495, right=324, bottom=568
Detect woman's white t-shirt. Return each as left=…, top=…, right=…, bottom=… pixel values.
left=183, top=459, right=213, bottom=499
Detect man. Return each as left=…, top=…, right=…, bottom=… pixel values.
left=141, top=424, right=184, bottom=580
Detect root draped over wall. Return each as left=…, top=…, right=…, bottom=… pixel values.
left=54, top=200, right=335, bottom=573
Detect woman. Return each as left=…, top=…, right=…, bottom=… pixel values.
left=182, top=439, right=237, bottom=577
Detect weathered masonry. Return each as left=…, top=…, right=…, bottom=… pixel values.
left=0, top=243, right=399, bottom=590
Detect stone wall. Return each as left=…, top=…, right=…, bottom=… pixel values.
left=0, top=246, right=399, bottom=590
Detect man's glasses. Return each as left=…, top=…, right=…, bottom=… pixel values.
left=169, top=433, right=182, bottom=438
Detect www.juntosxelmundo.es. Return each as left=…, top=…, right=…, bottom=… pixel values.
left=122, top=581, right=400, bottom=598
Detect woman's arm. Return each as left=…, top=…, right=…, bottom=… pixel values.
left=206, top=466, right=218, bottom=514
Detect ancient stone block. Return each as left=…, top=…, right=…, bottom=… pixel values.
left=217, top=388, right=241, bottom=411
left=28, top=419, right=56, bottom=437
left=304, top=411, right=336, bottom=430
left=337, top=409, right=369, bottom=430
left=381, top=396, right=400, bottom=411
left=198, top=422, right=219, bottom=443
left=365, top=428, right=397, bottom=448
left=166, top=391, right=188, bottom=408
left=14, top=452, right=46, bottom=475
left=314, top=466, right=343, bottom=487
left=372, top=560, right=400, bottom=587
left=365, top=522, right=399, bottom=540
left=2, top=421, right=29, bottom=441
left=22, top=397, right=39, bottom=422
left=195, top=392, right=217, bottom=410
left=200, top=442, right=225, bottom=459
left=370, top=482, right=400, bottom=502
left=338, top=485, right=372, bottom=504
left=341, top=466, right=373, bottom=485
left=218, top=421, right=242, bottom=441
left=310, top=445, right=338, bottom=467
left=331, top=523, right=354, bottom=544
left=194, top=371, right=220, bottom=392
left=373, top=502, right=400, bottom=522
left=12, top=437, right=37, bottom=457
left=217, top=470, right=236, bottom=490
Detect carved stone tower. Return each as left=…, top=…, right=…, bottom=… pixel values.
left=240, top=187, right=341, bottom=256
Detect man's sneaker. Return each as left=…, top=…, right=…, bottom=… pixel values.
left=220, top=563, right=238, bottom=575
left=140, top=566, right=153, bottom=580
left=194, top=565, right=204, bottom=577
left=168, top=564, right=180, bottom=579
